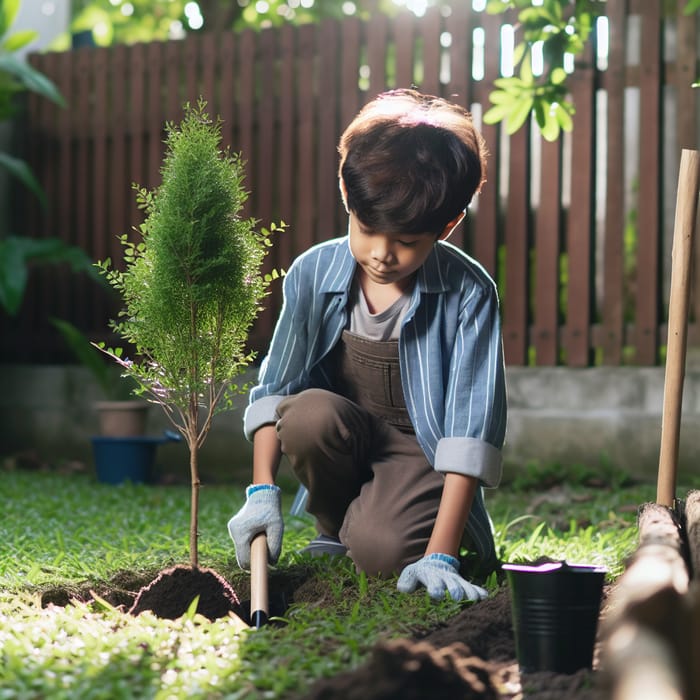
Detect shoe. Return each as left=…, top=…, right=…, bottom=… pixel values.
left=300, top=534, right=348, bottom=557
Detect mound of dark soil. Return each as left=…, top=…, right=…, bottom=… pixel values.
left=302, top=587, right=607, bottom=700
left=306, top=638, right=501, bottom=700
left=128, top=565, right=242, bottom=621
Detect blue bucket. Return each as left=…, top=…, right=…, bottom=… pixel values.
left=91, top=431, right=181, bottom=485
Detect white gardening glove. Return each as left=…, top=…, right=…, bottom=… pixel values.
left=227, top=484, right=284, bottom=569
left=397, top=553, right=488, bottom=601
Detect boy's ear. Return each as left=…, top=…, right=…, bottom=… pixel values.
left=339, top=178, right=350, bottom=214
left=438, top=211, right=466, bottom=241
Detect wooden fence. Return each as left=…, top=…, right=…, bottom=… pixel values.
left=3, top=0, right=699, bottom=366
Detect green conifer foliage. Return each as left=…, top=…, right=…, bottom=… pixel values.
left=97, top=100, right=284, bottom=567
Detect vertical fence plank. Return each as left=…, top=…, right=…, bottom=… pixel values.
left=634, top=1, right=662, bottom=365
left=252, top=27, right=278, bottom=345
left=600, top=0, right=627, bottom=365
left=200, top=34, right=218, bottom=114
left=676, top=0, right=697, bottom=150
left=442, top=4, right=470, bottom=252
left=54, top=50, right=74, bottom=324
left=565, top=43, right=596, bottom=367
left=675, top=1, right=700, bottom=327
left=277, top=24, right=295, bottom=268
left=145, top=42, right=164, bottom=191
left=165, top=40, right=182, bottom=122
left=183, top=35, right=199, bottom=105
left=92, top=47, right=109, bottom=264
left=340, top=17, right=362, bottom=130
left=8, top=57, right=42, bottom=355
left=472, top=9, right=502, bottom=279
left=534, top=139, right=562, bottom=365
left=23, top=55, right=45, bottom=235
left=128, top=43, right=147, bottom=231
left=256, top=27, right=276, bottom=230
left=418, top=7, right=441, bottom=95
left=445, top=2, right=475, bottom=253
left=74, top=48, right=93, bottom=328
left=367, top=12, right=388, bottom=97
left=445, top=1, right=472, bottom=106
left=109, top=45, right=129, bottom=265
left=339, top=18, right=362, bottom=228
left=91, top=47, right=110, bottom=330
left=218, top=32, right=235, bottom=150
left=316, top=19, right=340, bottom=239
left=295, top=23, right=316, bottom=249
left=394, top=11, right=415, bottom=89
left=237, top=29, right=256, bottom=219
left=31, top=54, right=58, bottom=348
left=503, top=127, right=531, bottom=365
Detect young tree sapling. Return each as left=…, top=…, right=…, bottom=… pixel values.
left=97, top=99, right=284, bottom=569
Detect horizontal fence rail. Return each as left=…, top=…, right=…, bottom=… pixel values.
left=3, top=0, right=699, bottom=366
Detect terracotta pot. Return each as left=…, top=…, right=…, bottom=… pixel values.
left=95, top=400, right=149, bottom=437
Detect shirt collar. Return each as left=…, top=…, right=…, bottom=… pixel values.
left=316, top=237, right=356, bottom=293
left=416, top=243, right=451, bottom=294
left=318, top=236, right=451, bottom=295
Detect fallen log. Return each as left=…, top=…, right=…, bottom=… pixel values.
left=600, top=503, right=687, bottom=698
left=684, top=490, right=700, bottom=578
left=600, top=501, right=700, bottom=699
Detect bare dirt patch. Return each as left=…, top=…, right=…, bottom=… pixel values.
left=41, top=566, right=609, bottom=699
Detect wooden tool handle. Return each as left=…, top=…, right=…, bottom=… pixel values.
left=657, top=149, right=700, bottom=507
left=250, top=532, right=269, bottom=628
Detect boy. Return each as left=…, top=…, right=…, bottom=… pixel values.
left=228, top=88, right=506, bottom=601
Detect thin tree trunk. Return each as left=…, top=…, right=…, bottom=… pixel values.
left=189, top=441, right=200, bottom=569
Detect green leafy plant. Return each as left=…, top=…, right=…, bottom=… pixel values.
left=0, top=0, right=96, bottom=316
left=483, top=0, right=603, bottom=141
left=0, top=0, right=64, bottom=199
left=483, top=0, right=699, bottom=140
left=0, top=236, right=95, bottom=316
left=96, top=99, right=285, bottom=568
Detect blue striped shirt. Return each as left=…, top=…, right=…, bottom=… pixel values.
left=244, top=236, right=507, bottom=487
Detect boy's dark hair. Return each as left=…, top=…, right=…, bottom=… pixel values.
left=338, top=88, right=488, bottom=236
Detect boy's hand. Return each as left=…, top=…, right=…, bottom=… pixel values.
left=227, top=484, right=284, bottom=568
left=397, top=553, right=488, bottom=602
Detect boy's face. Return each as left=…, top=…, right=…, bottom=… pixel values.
left=347, top=213, right=438, bottom=287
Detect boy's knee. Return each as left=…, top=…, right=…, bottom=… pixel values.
left=277, top=389, right=344, bottom=444
left=342, top=523, right=412, bottom=578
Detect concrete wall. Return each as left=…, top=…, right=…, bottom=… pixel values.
left=2, top=364, right=700, bottom=485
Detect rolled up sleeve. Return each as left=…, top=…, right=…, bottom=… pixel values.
left=243, top=395, right=284, bottom=441
left=433, top=436, right=502, bottom=487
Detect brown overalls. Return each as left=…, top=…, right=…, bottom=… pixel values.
left=276, top=330, right=495, bottom=577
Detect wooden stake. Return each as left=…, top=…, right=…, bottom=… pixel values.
left=657, top=150, right=700, bottom=507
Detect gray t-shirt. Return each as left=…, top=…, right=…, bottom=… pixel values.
left=349, top=279, right=412, bottom=341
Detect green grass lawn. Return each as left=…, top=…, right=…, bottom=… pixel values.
left=1, top=464, right=691, bottom=699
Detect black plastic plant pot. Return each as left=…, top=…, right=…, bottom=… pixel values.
left=503, top=561, right=607, bottom=675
